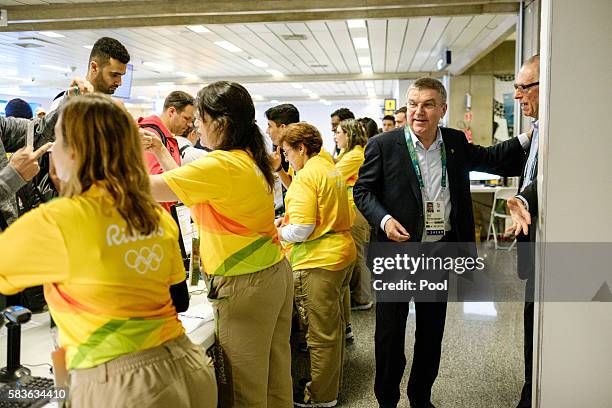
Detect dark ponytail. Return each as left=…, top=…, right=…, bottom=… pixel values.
left=196, top=81, right=275, bottom=192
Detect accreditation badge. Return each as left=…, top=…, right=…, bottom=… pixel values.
left=424, top=200, right=445, bottom=237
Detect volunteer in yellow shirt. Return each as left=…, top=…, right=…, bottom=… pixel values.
left=0, top=94, right=217, bottom=408
left=335, top=119, right=373, bottom=319
left=148, top=81, right=294, bottom=408
left=277, top=122, right=356, bottom=408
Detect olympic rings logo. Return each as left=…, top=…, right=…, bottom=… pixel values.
left=124, top=244, right=164, bottom=275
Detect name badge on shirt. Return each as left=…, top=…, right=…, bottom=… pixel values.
left=425, top=200, right=445, bottom=237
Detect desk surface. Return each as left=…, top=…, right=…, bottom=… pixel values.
left=0, top=285, right=215, bottom=381
left=470, top=185, right=501, bottom=193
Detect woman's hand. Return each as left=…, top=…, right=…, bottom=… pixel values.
left=140, top=128, right=165, bottom=154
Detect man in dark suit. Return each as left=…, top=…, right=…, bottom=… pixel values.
left=353, top=77, right=530, bottom=408
left=505, top=54, right=541, bottom=408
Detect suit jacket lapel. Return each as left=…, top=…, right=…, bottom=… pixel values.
left=395, top=131, right=422, bottom=207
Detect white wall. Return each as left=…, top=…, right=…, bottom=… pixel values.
left=255, top=99, right=386, bottom=154
left=536, top=0, right=612, bottom=407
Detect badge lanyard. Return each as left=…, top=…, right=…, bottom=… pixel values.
left=404, top=125, right=446, bottom=200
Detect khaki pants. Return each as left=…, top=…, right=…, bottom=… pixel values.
left=294, top=266, right=350, bottom=403
left=68, top=334, right=217, bottom=408
left=349, top=208, right=372, bottom=305
left=208, top=259, right=294, bottom=408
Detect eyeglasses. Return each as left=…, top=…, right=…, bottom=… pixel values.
left=513, top=81, right=539, bottom=93
left=407, top=101, right=439, bottom=111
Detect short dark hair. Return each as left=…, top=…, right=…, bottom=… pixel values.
left=5, top=98, right=33, bottom=119
left=265, top=104, right=299, bottom=126
left=163, top=91, right=194, bottom=112
left=358, top=117, right=379, bottom=139
left=331, top=108, right=355, bottom=121
left=89, top=37, right=130, bottom=66
left=395, top=106, right=407, bottom=115
left=382, top=115, right=395, bottom=122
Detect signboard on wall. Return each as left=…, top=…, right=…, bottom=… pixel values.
left=383, top=98, right=396, bottom=116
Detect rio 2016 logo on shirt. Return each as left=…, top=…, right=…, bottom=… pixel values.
left=106, top=224, right=164, bottom=247
left=124, top=244, right=164, bottom=275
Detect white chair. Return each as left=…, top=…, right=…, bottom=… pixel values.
left=486, top=187, right=517, bottom=250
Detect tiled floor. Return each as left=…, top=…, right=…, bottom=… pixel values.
left=295, top=244, right=528, bottom=408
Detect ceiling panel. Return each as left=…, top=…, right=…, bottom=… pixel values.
left=420, top=15, right=473, bottom=71
left=396, top=18, right=429, bottom=72
left=0, top=14, right=516, bottom=105
left=409, top=17, right=451, bottom=71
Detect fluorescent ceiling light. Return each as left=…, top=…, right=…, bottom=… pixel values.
left=361, top=66, right=373, bottom=74
left=186, top=25, right=210, bottom=33
left=271, top=99, right=279, bottom=104
left=156, top=82, right=175, bottom=86
left=41, top=64, right=72, bottom=73
left=137, top=96, right=153, bottom=100
left=291, top=83, right=303, bottom=89
left=38, top=31, right=65, bottom=38
left=252, top=94, right=264, bottom=101
left=248, top=58, right=268, bottom=68
left=358, top=57, right=372, bottom=66
left=353, top=37, right=369, bottom=49
left=309, top=93, right=319, bottom=99
left=83, top=45, right=93, bottom=50
left=143, top=61, right=173, bottom=72
left=301, top=89, right=313, bottom=94
left=266, top=69, right=284, bottom=77
left=347, top=19, right=366, bottom=28
left=176, top=71, right=198, bottom=78
left=215, top=41, right=242, bottom=53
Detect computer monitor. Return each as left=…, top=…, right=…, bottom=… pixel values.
left=170, top=204, right=196, bottom=270
left=113, top=63, right=133, bottom=99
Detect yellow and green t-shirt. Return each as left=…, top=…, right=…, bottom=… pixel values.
left=335, top=145, right=365, bottom=206
left=0, top=184, right=186, bottom=370
left=163, top=149, right=284, bottom=276
left=283, top=154, right=356, bottom=271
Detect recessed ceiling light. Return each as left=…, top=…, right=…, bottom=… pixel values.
left=291, top=83, right=303, bottom=89
left=248, top=58, right=268, bottom=68
left=353, top=38, right=369, bottom=49
left=176, top=71, right=199, bottom=79
left=38, top=31, right=65, bottom=38
left=266, top=69, right=284, bottom=77
left=358, top=57, right=372, bottom=66
left=41, top=64, right=72, bottom=73
left=361, top=66, right=373, bottom=75
left=143, top=61, right=173, bottom=72
left=186, top=25, right=210, bottom=33
left=347, top=19, right=366, bottom=29
left=215, top=41, right=242, bottom=53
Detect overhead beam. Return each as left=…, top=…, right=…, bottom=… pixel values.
left=2, top=0, right=520, bottom=32
left=30, top=71, right=445, bottom=89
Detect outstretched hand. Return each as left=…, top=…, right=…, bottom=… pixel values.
left=506, top=197, right=531, bottom=236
